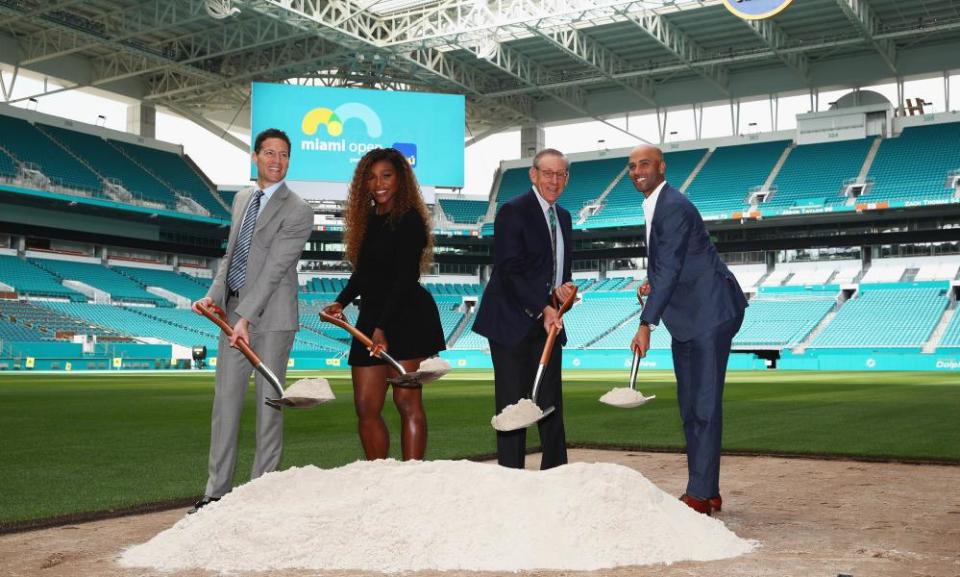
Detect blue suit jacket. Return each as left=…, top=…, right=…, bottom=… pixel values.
left=473, top=189, right=573, bottom=347
left=640, top=184, right=747, bottom=342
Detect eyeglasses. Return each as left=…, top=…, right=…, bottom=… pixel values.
left=536, top=169, right=568, bottom=180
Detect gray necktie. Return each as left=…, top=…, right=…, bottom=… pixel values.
left=227, top=190, right=264, bottom=292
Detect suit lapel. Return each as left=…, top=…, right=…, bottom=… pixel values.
left=253, top=183, right=289, bottom=237
left=525, top=189, right=553, bottom=252
left=227, top=188, right=253, bottom=249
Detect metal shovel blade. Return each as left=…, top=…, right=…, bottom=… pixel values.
left=269, top=377, right=336, bottom=409
left=386, top=356, right=451, bottom=386
left=599, top=351, right=656, bottom=408
left=491, top=400, right=555, bottom=432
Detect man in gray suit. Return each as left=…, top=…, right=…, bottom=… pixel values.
left=190, top=128, right=313, bottom=513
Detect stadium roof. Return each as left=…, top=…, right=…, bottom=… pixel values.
left=1, top=0, right=958, bottom=141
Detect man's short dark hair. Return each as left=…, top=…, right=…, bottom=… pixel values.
left=254, top=128, right=291, bottom=155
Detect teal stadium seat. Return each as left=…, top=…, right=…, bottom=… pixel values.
left=29, top=259, right=170, bottom=306
left=110, top=140, right=229, bottom=218
left=587, top=149, right=707, bottom=228
left=685, top=141, right=790, bottom=216
left=936, top=309, right=960, bottom=349
left=866, top=122, right=960, bottom=204
left=0, top=115, right=103, bottom=193
left=114, top=266, right=211, bottom=301
left=734, top=293, right=836, bottom=347
left=810, top=286, right=948, bottom=348
left=439, top=199, right=488, bottom=224
left=0, top=255, right=87, bottom=301
left=766, top=138, right=874, bottom=209
left=40, top=125, right=174, bottom=207
left=0, top=147, right=17, bottom=178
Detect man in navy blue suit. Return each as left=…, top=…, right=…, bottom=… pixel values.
left=628, top=144, right=748, bottom=515
left=473, top=148, right=577, bottom=470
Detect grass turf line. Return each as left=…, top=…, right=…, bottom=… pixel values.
left=0, top=370, right=957, bottom=525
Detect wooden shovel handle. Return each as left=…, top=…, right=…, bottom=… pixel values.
left=319, top=311, right=374, bottom=349
left=196, top=303, right=262, bottom=366
left=540, top=286, right=578, bottom=365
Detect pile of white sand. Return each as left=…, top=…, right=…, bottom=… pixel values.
left=281, top=377, right=335, bottom=407
left=599, top=387, right=656, bottom=407
left=120, top=460, right=755, bottom=573
left=491, top=398, right=544, bottom=430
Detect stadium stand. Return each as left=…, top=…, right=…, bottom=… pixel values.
left=0, top=255, right=87, bottom=301
left=0, top=300, right=121, bottom=337
left=0, top=115, right=103, bottom=193
left=765, top=138, right=874, bottom=209
left=438, top=198, right=488, bottom=224
left=563, top=297, right=639, bottom=348
left=29, top=258, right=169, bottom=306
left=39, top=125, right=173, bottom=207
left=729, top=264, right=767, bottom=292
left=586, top=148, right=706, bottom=227
left=734, top=290, right=837, bottom=348
left=938, top=310, right=960, bottom=349
left=685, top=141, right=790, bottom=216
left=809, top=285, right=949, bottom=348
left=109, top=140, right=229, bottom=218
left=0, top=147, right=17, bottom=179
left=866, top=122, right=960, bottom=204
left=113, top=266, right=209, bottom=301
left=0, top=316, right=51, bottom=342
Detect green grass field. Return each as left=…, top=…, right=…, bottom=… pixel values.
left=1, top=369, right=958, bottom=526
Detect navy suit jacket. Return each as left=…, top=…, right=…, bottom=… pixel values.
left=640, top=184, right=747, bottom=342
left=473, top=189, right=573, bottom=347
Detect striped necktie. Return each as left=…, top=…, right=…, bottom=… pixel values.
left=227, top=190, right=264, bottom=292
left=548, top=205, right=558, bottom=289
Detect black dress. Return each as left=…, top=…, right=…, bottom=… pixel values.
left=335, top=208, right=446, bottom=366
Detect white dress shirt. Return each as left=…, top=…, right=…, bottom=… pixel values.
left=642, top=180, right=667, bottom=248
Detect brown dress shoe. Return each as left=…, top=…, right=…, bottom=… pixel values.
left=708, top=495, right=722, bottom=512
left=679, top=494, right=712, bottom=515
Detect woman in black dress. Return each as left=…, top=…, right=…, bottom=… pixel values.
left=322, top=148, right=445, bottom=460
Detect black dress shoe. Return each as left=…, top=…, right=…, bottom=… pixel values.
left=187, top=496, right=220, bottom=515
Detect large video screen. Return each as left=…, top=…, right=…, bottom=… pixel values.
left=251, top=83, right=465, bottom=187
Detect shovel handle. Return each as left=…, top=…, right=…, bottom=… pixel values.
left=319, top=311, right=375, bottom=348
left=196, top=303, right=262, bottom=367
left=539, top=286, right=578, bottom=365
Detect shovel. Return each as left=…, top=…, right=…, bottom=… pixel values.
left=599, top=350, right=656, bottom=408
left=197, top=303, right=335, bottom=409
left=599, top=281, right=656, bottom=408
left=491, top=286, right=578, bottom=432
left=319, top=311, right=450, bottom=387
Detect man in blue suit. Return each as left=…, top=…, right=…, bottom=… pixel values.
left=628, top=144, right=747, bottom=515
left=473, top=148, right=577, bottom=470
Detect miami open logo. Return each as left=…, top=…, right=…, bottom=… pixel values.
left=302, top=103, right=383, bottom=139
left=300, top=102, right=417, bottom=167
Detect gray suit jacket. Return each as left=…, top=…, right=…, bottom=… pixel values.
left=207, top=183, right=313, bottom=332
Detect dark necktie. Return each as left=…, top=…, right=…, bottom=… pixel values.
left=227, top=189, right=264, bottom=292
left=548, top=205, right=558, bottom=289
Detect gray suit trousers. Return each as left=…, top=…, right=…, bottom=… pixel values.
left=205, top=294, right=296, bottom=498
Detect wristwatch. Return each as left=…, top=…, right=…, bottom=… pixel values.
left=640, top=320, right=656, bottom=332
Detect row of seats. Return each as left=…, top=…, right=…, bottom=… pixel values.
left=810, top=287, right=948, bottom=348
left=484, top=123, right=960, bottom=230
left=0, top=112, right=228, bottom=218
left=438, top=199, right=488, bottom=224
left=2, top=282, right=955, bottom=353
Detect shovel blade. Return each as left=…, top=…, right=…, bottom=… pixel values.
left=491, top=404, right=555, bottom=432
